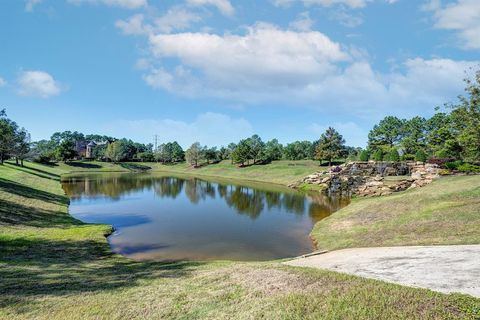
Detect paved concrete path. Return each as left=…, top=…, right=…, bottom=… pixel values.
left=285, top=245, right=480, bottom=297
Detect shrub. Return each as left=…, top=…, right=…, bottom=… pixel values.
left=457, top=163, right=480, bottom=173
left=359, top=150, right=369, bottom=161
left=415, top=150, right=427, bottom=163
left=373, top=150, right=383, bottom=161
left=438, top=169, right=451, bottom=176
left=387, top=149, right=400, bottom=162
left=445, top=160, right=463, bottom=170
left=401, top=153, right=415, bottom=161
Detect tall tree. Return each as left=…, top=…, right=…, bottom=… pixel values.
left=315, top=127, right=346, bottom=166
left=185, top=142, right=204, bottom=167
left=56, top=140, right=77, bottom=162
left=0, top=109, right=18, bottom=164
left=231, top=139, right=251, bottom=166
left=247, top=134, right=265, bottom=164
left=12, top=128, right=30, bottom=166
left=402, top=116, right=426, bottom=154
left=450, top=69, right=480, bottom=161
left=262, top=139, right=283, bottom=162
left=368, top=116, right=405, bottom=151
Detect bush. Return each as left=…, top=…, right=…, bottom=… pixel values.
left=457, top=163, right=480, bottom=173
left=373, top=150, right=383, bottom=161
left=445, top=160, right=463, bottom=170
left=359, top=150, right=369, bottom=161
left=401, top=153, right=415, bottom=161
left=438, top=169, right=451, bottom=176
left=415, top=150, right=427, bottom=163
left=387, top=149, right=400, bottom=162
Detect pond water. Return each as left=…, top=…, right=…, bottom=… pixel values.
left=62, top=173, right=349, bottom=261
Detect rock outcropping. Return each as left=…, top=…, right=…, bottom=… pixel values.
left=298, top=161, right=439, bottom=197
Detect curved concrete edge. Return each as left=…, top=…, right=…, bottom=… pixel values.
left=285, top=245, right=480, bottom=298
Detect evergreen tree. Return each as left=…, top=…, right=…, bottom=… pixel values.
left=315, top=127, right=346, bottom=166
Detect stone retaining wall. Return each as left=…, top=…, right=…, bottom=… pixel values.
left=299, top=161, right=440, bottom=197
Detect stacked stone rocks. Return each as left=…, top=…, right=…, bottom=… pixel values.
left=298, top=161, right=439, bottom=197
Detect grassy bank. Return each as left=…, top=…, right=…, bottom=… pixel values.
left=311, top=175, right=480, bottom=251
left=1, top=162, right=479, bottom=319
left=146, top=160, right=321, bottom=186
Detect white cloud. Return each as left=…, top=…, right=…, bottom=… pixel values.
left=116, top=8, right=201, bottom=36
left=67, top=0, right=147, bottom=9
left=427, top=0, right=480, bottom=49
left=104, top=112, right=254, bottom=147
left=16, top=71, right=62, bottom=98
left=147, top=23, right=350, bottom=93
left=25, top=0, right=42, bottom=12
left=272, top=0, right=398, bottom=8
left=186, top=0, right=235, bottom=16
left=329, top=9, right=364, bottom=27
left=121, top=19, right=477, bottom=117
left=0, top=77, right=6, bottom=87
left=289, top=12, right=314, bottom=31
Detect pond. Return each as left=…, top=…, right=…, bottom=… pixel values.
left=62, top=173, right=349, bottom=261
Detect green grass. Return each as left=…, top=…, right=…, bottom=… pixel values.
left=146, top=160, right=322, bottom=186
left=1, top=162, right=479, bottom=319
left=311, top=175, right=480, bottom=251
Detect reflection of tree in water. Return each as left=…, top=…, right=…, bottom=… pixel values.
left=63, top=175, right=157, bottom=200
left=265, top=191, right=282, bottom=210
left=282, top=193, right=306, bottom=215
left=64, top=174, right=349, bottom=223
left=308, top=194, right=350, bottom=224
left=184, top=178, right=216, bottom=204
left=224, top=186, right=264, bottom=220
left=153, top=177, right=184, bottom=199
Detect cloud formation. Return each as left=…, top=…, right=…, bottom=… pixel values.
left=426, top=0, right=480, bottom=50
left=67, top=0, right=147, bottom=9
left=186, top=0, right=235, bottom=16
left=0, top=77, right=6, bottom=87
left=16, top=70, right=62, bottom=98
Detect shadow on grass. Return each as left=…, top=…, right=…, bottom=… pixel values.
left=0, top=198, right=80, bottom=227
left=4, top=163, right=60, bottom=181
left=66, top=162, right=102, bottom=169
left=0, top=237, right=204, bottom=308
left=119, top=163, right=151, bottom=171
left=0, top=178, right=67, bottom=206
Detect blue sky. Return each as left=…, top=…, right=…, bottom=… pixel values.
left=1, top=0, right=479, bottom=147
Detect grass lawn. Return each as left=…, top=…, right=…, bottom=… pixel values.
left=311, top=175, right=480, bottom=251
left=1, top=162, right=479, bottom=319
left=146, top=160, right=323, bottom=186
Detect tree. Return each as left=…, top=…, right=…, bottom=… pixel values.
left=415, top=150, right=427, bottom=163
left=56, top=140, right=77, bottom=162
left=359, top=150, right=369, bottom=161
left=283, top=141, right=313, bottom=160
left=204, top=147, right=218, bottom=164
left=386, top=148, right=400, bottom=162
left=105, top=140, right=124, bottom=162
left=231, top=139, right=251, bottom=166
left=262, top=139, right=283, bottom=162
left=425, top=112, right=459, bottom=158
left=314, top=127, right=346, bottom=166
left=368, top=116, right=405, bottom=151
left=12, top=128, right=30, bottom=166
left=170, top=142, right=185, bottom=162
left=185, top=142, right=204, bottom=167
left=0, top=109, right=18, bottom=164
left=247, top=134, right=265, bottom=164
left=373, top=149, right=384, bottom=161
left=450, top=69, right=480, bottom=161
left=402, top=116, right=426, bottom=154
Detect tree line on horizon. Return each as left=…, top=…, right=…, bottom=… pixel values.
left=1, top=69, right=479, bottom=169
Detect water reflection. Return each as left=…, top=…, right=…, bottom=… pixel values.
left=63, top=173, right=349, bottom=261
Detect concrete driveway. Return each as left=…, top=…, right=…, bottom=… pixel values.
left=285, top=245, right=480, bottom=297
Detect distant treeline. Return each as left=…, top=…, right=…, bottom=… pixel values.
left=1, top=69, right=479, bottom=169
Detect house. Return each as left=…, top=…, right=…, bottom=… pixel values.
left=74, top=140, right=108, bottom=159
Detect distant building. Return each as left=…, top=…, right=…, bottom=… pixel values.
left=86, top=141, right=96, bottom=158
left=74, top=140, right=108, bottom=159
